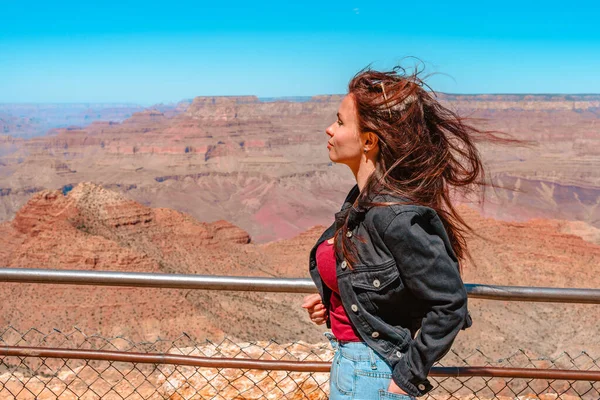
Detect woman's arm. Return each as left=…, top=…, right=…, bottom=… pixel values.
left=382, top=209, right=469, bottom=396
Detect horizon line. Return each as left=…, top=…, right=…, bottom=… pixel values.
left=2, top=92, right=600, bottom=107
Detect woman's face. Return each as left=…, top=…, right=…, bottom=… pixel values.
left=325, top=94, right=363, bottom=168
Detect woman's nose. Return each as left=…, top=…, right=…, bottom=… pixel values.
left=325, top=124, right=334, bottom=137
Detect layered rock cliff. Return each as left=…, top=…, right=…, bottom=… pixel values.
left=0, top=94, right=598, bottom=244
left=0, top=183, right=255, bottom=341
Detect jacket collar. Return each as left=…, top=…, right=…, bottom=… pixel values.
left=341, top=184, right=360, bottom=210
left=334, top=184, right=369, bottom=230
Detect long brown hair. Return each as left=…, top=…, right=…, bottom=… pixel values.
left=335, top=65, right=516, bottom=268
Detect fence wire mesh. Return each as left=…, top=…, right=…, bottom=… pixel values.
left=1, top=326, right=599, bottom=399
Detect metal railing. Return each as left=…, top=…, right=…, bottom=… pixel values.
left=2, top=267, right=600, bottom=303
left=1, top=327, right=599, bottom=399
left=4, top=345, right=600, bottom=381
left=1, top=267, right=600, bottom=399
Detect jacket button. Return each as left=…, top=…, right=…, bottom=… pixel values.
left=418, top=384, right=426, bottom=391
left=351, top=304, right=358, bottom=312
left=341, top=260, right=347, bottom=270
left=371, top=331, right=379, bottom=338
left=373, top=279, right=380, bottom=288
left=346, top=230, right=353, bottom=238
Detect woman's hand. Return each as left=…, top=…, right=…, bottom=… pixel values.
left=301, top=293, right=328, bottom=325
left=387, top=379, right=409, bottom=395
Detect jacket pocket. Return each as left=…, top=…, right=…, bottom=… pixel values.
left=351, top=260, right=403, bottom=292
left=350, top=261, right=405, bottom=316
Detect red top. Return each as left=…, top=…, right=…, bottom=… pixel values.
left=316, top=239, right=361, bottom=342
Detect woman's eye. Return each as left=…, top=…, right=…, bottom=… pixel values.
left=337, top=119, right=343, bottom=126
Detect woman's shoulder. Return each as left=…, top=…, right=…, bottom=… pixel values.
left=368, top=195, right=454, bottom=254
left=369, top=193, right=437, bottom=219
left=365, top=193, right=446, bottom=239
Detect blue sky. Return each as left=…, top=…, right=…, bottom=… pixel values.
left=1, top=0, right=599, bottom=104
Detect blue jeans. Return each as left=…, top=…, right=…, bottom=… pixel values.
left=326, top=332, right=417, bottom=400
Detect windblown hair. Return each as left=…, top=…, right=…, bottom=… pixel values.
left=335, top=65, right=516, bottom=268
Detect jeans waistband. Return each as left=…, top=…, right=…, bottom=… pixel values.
left=324, top=332, right=378, bottom=368
left=324, top=331, right=365, bottom=343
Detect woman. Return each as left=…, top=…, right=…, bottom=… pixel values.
left=302, top=66, right=496, bottom=399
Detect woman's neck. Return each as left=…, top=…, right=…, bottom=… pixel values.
left=352, top=157, right=377, bottom=192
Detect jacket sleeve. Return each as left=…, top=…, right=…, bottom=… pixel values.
left=382, top=209, right=469, bottom=396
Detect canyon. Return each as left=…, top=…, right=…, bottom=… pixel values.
left=1, top=94, right=599, bottom=244
left=0, top=93, right=599, bottom=359
left=0, top=101, right=189, bottom=139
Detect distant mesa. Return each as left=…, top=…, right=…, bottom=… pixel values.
left=309, top=94, right=345, bottom=103
left=190, top=96, right=261, bottom=105
left=128, top=109, right=166, bottom=119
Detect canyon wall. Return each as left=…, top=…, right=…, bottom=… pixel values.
left=0, top=94, right=598, bottom=243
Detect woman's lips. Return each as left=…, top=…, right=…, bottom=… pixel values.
left=327, top=143, right=333, bottom=149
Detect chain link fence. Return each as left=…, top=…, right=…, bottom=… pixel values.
left=1, top=326, right=599, bottom=399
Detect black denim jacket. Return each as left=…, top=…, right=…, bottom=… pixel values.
left=308, top=185, right=472, bottom=397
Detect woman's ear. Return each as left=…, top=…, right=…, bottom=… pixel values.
left=363, top=131, right=379, bottom=152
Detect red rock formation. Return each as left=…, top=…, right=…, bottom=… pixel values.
left=0, top=94, right=599, bottom=244
left=11, top=189, right=79, bottom=235
left=0, top=184, right=279, bottom=343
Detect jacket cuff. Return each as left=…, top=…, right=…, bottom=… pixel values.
left=392, top=357, right=433, bottom=397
